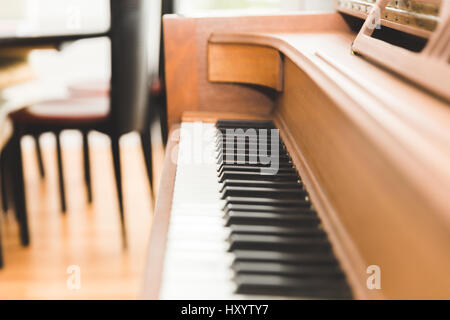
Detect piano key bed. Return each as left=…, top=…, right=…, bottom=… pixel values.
left=159, top=120, right=353, bottom=299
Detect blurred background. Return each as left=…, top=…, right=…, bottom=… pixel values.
left=0, top=0, right=334, bottom=299
left=0, top=0, right=333, bottom=82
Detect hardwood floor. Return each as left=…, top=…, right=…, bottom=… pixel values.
left=0, top=128, right=164, bottom=299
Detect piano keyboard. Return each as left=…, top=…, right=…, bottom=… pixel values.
left=159, top=121, right=353, bottom=299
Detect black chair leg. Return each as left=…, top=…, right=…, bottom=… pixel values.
left=0, top=189, right=3, bottom=267
left=0, top=152, right=6, bottom=265
left=0, top=225, right=3, bottom=268
left=7, top=130, right=30, bottom=246
left=1, top=153, right=8, bottom=214
left=55, top=132, right=67, bottom=213
left=33, top=134, right=45, bottom=178
left=140, top=129, right=154, bottom=201
left=82, top=131, right=92, bottom=203
left=111, top=136, right=127, bottom=248
left=159, top=100, right=168, bottom=147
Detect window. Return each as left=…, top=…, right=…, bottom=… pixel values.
left=176, top=0, right=334, bottom=14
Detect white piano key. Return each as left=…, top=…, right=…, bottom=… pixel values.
left=159, top=122, right=236, bottom=299
left=169, top=216, right=224, bottom=225
left=158, top=122, right=310, bottom=301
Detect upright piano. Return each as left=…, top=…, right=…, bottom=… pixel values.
left=143, top=0, right=450, bottom=299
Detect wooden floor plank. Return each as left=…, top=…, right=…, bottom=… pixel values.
left=0, top=130, right=164, bottom=299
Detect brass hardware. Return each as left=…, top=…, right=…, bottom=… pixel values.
left=338, top=0, right=441, bottom=34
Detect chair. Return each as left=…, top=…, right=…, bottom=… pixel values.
left=1, top=129, right=29, bottom=247
left=0, top=193, right=3, bottom=268
left=0, top=238, right=3, bottom=268
left=0, top=228, right=3, bottom=268
left=146, top=0, right=174, bottom=147
left=6, top=0, right=151, bottom=247
left=32, top=0, right=171, bottom=188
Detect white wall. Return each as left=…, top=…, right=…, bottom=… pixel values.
left=1, top=0, right=334, bottom=77
left=301, top=0, right=334, bottom=11
left=148, top=0, right=162, bottom=77
left=0, top=0, right=109, bottom=36
left=176, top=0, right=334, bottom=13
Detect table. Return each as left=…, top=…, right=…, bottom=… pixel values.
left=0, top=0, right=110, bottom=47
left=0, top=0, right=111, bottom=149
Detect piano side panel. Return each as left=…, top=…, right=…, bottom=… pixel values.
left=163, top=17, right=200, bottom=131
left=163, top=13, right=351, bottom=128
left=275, top=58, right=450, bottom=299
left=142, top=125, right=180, bottom=299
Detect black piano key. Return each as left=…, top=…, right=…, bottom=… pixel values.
left=216, top=149, right=257, bottom=159
left=221, top=186, right=306, bottom=200
left=216, top=120, right=275, bottom=129
left=223, top=204, right=314, bottom=214
left=215, top=129, right=280, bottom=137
left=216, top=125, right=278, bottom=132
left=216, top=137, right=280, bottom=144
left=232, top=262, right=345, bottom=278
left=217, top=159, right=291, bottom=166
left=219, top=171, right=299, bottom=183
left=216, top=143, right=285, bottom=154
left=217, top=159, right=291, bottom=169
left=219, top=180, right=302, bottom=192
left=220, top=166, right=296, bottom=174
left=218, top=153, right=288, bottom=162
left=218, top=167, right=297, bottom=178
left=215, top=133, right=283, bottom=143
left=217, top=154, right=291, bottom=164
left=229, top=225, right=324, bottom=237
left=225, top=211, right=320, bottom=227
left=216, top=129, right=278, bottom=137
left=217, top=163, right=294, bottom=175
left=215, top=132, right=277, bottom=140
left=224, top=197, right=310, bottom=208
left=234, top=275, right=352, bottom=299
left=216, top=128, right=278, bottom=135
left=216, top=136, right=279, bottom=145
left=215, top=120, right=353, bottom=299
left=228, top=234, right=331, bottom=252
left=217, top=163, right=292, bottom=173
left=215, top=129, right=278, bottom=137
left=233, top=250, right=339, bottom=266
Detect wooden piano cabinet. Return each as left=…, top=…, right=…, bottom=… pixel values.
left=149, top=11, right=450, bottom=300
left=205, top=28, right=450, bottom=299
left=276, top=58, right=450, bottom=300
